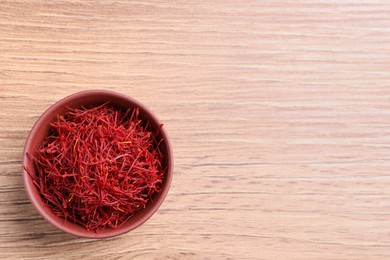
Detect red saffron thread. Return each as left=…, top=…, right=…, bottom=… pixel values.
left=27, top=103, right=164, bottom=231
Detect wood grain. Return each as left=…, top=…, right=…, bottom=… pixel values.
left=1, top=0, right=390, bottom=259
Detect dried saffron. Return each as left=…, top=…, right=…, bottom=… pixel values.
left=28, top=103, right=164, bottom=231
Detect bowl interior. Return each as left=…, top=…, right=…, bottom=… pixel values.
left=22, top=91, right=172, bottom=238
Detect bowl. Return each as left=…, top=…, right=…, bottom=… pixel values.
left=22, top=90, right=173, bottom=238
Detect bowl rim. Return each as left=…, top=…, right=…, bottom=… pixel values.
left=22, top=90, right=173, bottom=238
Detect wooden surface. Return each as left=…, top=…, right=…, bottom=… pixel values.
left=1, top=0, right=390, bottom=259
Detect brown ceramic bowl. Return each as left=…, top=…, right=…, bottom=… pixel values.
left=22, top=90, right=173, bottom=238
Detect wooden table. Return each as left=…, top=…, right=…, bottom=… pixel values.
left=1, top=1, right=390, bottom=259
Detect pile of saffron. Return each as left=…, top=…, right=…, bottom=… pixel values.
left=29, top=103, right=164, bottom=230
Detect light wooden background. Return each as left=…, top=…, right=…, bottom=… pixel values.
left=1, top=0, right=390, bottom=259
